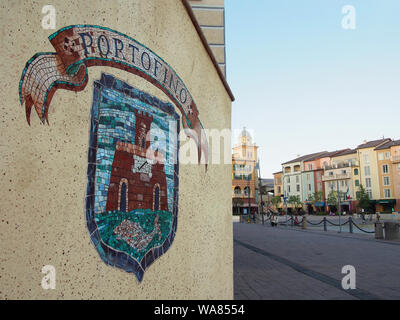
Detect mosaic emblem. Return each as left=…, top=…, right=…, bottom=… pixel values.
left=86, top=74, right=179, bottom=281
left=18, top=25, right=209, bottom=281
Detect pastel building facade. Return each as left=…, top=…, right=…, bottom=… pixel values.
left=322, top=149, right=360, bottom=213
left=302, top=151, right=347, bottom=205
left=375, top=140, right=400, bottom=212
left=273, top=171, right=283, bottom=197
left=232, top=128, right=259, bottom=213
left=281, top=151, right=327, bottom=209
left=357, top=139, right=391, bottom=200
left=390, top=141, right=400, bottom=211
left=276, top=139, right=400, bottom=213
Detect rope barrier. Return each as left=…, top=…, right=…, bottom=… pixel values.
left=351, top=220, right=375, bottom=234
left=325, top=218, right=352, bottom=226
left=306, top=219, right=324, bottom=226
left=242, top=213, right=376, bottom=235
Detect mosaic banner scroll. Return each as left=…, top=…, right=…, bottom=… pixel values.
left=19, top=25, right=208, bottom=165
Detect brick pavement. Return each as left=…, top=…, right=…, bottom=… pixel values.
left=234, top=222, right=400, bottom=300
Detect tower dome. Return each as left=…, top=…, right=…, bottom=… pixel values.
left=239, top=127, right=252, bottom=145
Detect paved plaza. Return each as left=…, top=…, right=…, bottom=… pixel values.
left=234, top=221, right=400, bottom=300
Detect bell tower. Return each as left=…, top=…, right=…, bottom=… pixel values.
left=134, top=109, right=153, bottom=150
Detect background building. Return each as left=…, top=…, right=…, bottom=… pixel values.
left=281, top=151, right=327, bottom=212
left=322, top=149, right=360, bottom=213
left=375, top=140, right=400, bottom=212
left=389, top=140, right=400, bottom=211
left=273, top=171, right=283, bottom=197
left=276, top=138, right=400, bottom=214
left=232, top=128, right=258, bottom=214
left=357, top=139, right=391, bottom=201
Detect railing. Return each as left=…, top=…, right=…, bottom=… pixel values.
left=322, top=173, right=351, bottom=181
left=324, top=161, right=358, bottom=170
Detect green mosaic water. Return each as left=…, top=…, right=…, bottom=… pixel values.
left=95, top=209, right=173, bottom=262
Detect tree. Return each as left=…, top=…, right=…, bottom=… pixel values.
left=327, top=191, right=337, bottom=208
left=288, top=195, right=302, bottom=212
left=309, top=191, right=323, bottom=212
left=232, top=197, right=243, bottom=215
left=356, top=184, right=370, bottom=212
left=271, top=196, right=281, bottom=211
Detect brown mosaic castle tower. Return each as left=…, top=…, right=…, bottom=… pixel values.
left=105, top=110, right=168, bottom=212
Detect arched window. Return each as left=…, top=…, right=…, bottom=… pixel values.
left=234, top=186, right=241, bottom=195
left=141, top=137, right=146, bottom=149
left=244, top=186, right=250, bottom=196
left=153, top=184, right=160, bottom=211
left=118, top=178, right=128, bottom=212
left=120, top=182, right=127, bottom=212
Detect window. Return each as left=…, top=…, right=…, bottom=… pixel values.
left=354, top=168, right=358, bottom=175
left=384, top=189, right=391, bottom=198
left=296, top=176, right=299, bottom=183
left=364, top=166, right=371, bottom=176
left=383, top=176, right=390, bottom=186
left=307, top=173, right=310, bottom=181
left=342, top=170, right=347, bottom=174
left=288, top=186, right=291, bottom=193
left=234, top=186, right=241, bottom=195
left=278, top=186, right=281, bottom=194
left=307, top=164, right=313, bottom=170
left=365, top=178, right=371, bottom=188
left=154, top=186, right=160, bottom=211
left=355, top=179, right=359, bottom=186
left=287, top=177, right=290, bottom=183
left=382, top=164, right=389, bottom=174
left=120, top=182, right=127, bottom=212
left=398, top=163, right=400, bottom=171
left=363, top=153, right=370, bottom=164
left=378, top=152, right=384, bottom=160
left=308, top=184, right=311, bottom=191
left=367, top=189, right=372, bottom=199
left=329, top=172, right=334, bottom=176
left=317, top=182, right=322, bottom=191
left=385, top=152, right=390, bottom=159
left=244, top=186, right=250, bottom=196
left=296, top=184, right=300, bottom=192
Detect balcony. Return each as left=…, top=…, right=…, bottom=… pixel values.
left=324, top=161, right=358, bottom=170
left=322, top=173, right=351, bottom=181
left=391, top=155, right=400, bottom=163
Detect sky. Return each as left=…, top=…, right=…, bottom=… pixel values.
left=225, top=0, right=400, bottom=178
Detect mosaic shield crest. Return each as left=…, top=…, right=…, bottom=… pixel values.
left=86, top=73, right=179, bottom=281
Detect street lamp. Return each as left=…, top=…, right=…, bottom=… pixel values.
left=284, top=191, right=288, bottom=227
left=247, top=171, right=252, bottom=223
left=331, top=181, right=342, bottom=233
left=337, top=180, right=342, bottom=233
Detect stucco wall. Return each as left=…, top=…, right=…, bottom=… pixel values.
left=0, top=0, right=232, bottom=299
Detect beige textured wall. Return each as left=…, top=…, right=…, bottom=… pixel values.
left=0, top=0, right=232, bottom=299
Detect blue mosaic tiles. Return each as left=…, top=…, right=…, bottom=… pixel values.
left=86, top=73, right=180, bottom=282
